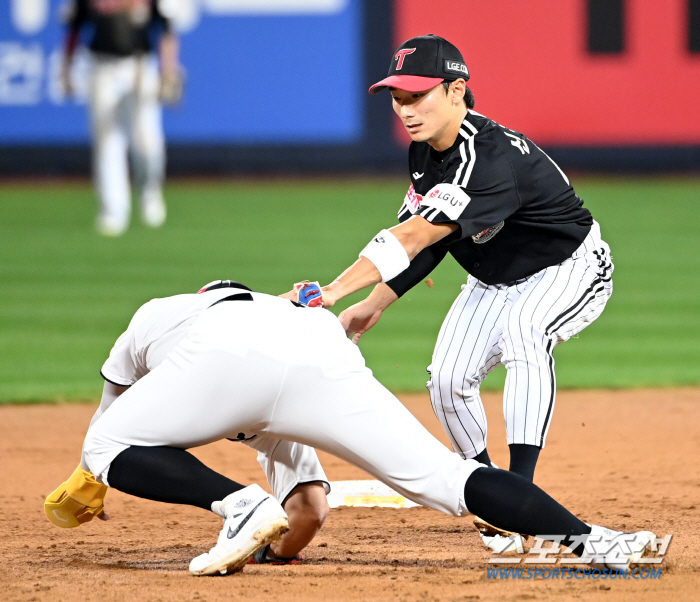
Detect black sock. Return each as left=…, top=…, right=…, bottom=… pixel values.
left=473, top=448, right=493, bottom=466
left=508, top=444, right=541, bottom=481
left=108, top=446, right=245, bottom=511
left=464, top=467, right=591, bottom=554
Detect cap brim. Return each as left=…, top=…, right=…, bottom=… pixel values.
left=368, top=75, right=445, bottom=95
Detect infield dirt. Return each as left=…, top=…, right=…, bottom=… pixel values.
left=1, top=389, right=699, bottom=602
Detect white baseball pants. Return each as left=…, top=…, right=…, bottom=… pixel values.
left=428, top=221, right=613, bottom=457
left=83, top=295, right=479, bottom=517
left=88, top=52, right=165, bottom=232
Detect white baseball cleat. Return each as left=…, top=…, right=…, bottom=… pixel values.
left=480, top=532, right=527, bottom=553
left=189, top=484, right=289, bottom=576
left=473, top=516, right=528, bottom=553
left=96, top=214, right=128, bottom=237
left=581, top=525, right=656, bottom=570
left=141, top=194, right=166, bottom=228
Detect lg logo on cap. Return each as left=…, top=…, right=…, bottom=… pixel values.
left=395, top=48, right=416, bottom=70
left=444, top=60, right=468, bottom=76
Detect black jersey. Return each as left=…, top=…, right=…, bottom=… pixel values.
left=67, top=0, right=170, bottom=57
left=390, top=111, right=592, bottom=291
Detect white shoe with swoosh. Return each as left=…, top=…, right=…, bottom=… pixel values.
left=189, top=484, right=289, bottom=576
left=581, top=526, right=656, bottom=570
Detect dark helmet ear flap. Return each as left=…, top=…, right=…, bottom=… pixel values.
left=197, top=280, right=253, bottom=294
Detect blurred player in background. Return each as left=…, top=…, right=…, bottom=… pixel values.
left=61, top=0, right=183, bottom=236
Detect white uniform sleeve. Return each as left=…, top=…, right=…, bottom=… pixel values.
left=100, top=328, right=139, bottom=386
left=100, top=301, right=155, bottom=386
left=244, top=435, right=330, bottom=504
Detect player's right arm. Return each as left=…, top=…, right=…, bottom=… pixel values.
left=317, top=215, right=456, bottom=310
left=246, top=436, right=330, bottom=560
left=271, top=482, right=328, bottom=561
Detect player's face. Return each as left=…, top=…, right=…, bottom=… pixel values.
left=391, top=83, right=466, bottom=151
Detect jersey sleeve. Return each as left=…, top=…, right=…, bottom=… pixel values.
left=415, top=134, right=521, bottom=239
left=100, top=328, right=139, bottom=387
left=386, top=242, right=448, bottom=298
left=99, top=300, right=155, bottom=386
left=389, top=182, right=448, bottom=296
left=245, top=436, right=330, bottom=504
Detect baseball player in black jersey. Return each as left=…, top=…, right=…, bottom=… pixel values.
left=288, top=35, right=613, bottom=496
left=62, top=0, right=182, bottom=236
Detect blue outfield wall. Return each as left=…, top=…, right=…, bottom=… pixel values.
left=0, top=0, right=363, bottom=144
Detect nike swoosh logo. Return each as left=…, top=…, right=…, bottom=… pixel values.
left=227, top=498, right=268, bottom=539
left=412, top=172, right=424, bottom=179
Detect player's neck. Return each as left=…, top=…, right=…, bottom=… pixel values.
left=428, top=108, right=468, bottom=152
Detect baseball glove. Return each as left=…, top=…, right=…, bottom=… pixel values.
left=294, top=281, right=324, bottom=308
left=44, top=465, right=108, bottom=528
left=159, top=69, right=185, bottom=105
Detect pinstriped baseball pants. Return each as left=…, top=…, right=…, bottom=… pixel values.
left=427, top=221, right=613, bottom=458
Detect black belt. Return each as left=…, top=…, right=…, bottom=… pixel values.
left=201, top=280, right=252, bottom=294
left=209, top=293, right=307, bottom=309
left=209, top=292, right=254, bottom=308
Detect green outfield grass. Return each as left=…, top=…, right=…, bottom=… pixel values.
left=0, top=176, right=698, bottom=403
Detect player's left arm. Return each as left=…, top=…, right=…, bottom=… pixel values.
left=45, top=380, right=132, bottom=529
left=158, top=30, right=179, bottom=79
left=317, top=216, right=457, bottom=308
left=154, top=3, right=182, bottom=104
left=89, top=381, right=129, bottom=422
left=45, top=382, right=122, bottom=528
left=339, top=242, right=448, bottom=343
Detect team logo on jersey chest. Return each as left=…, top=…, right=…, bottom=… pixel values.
left=405, top=184, right=423, bottom=212
left=472, top=221, right=504, bottom=244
